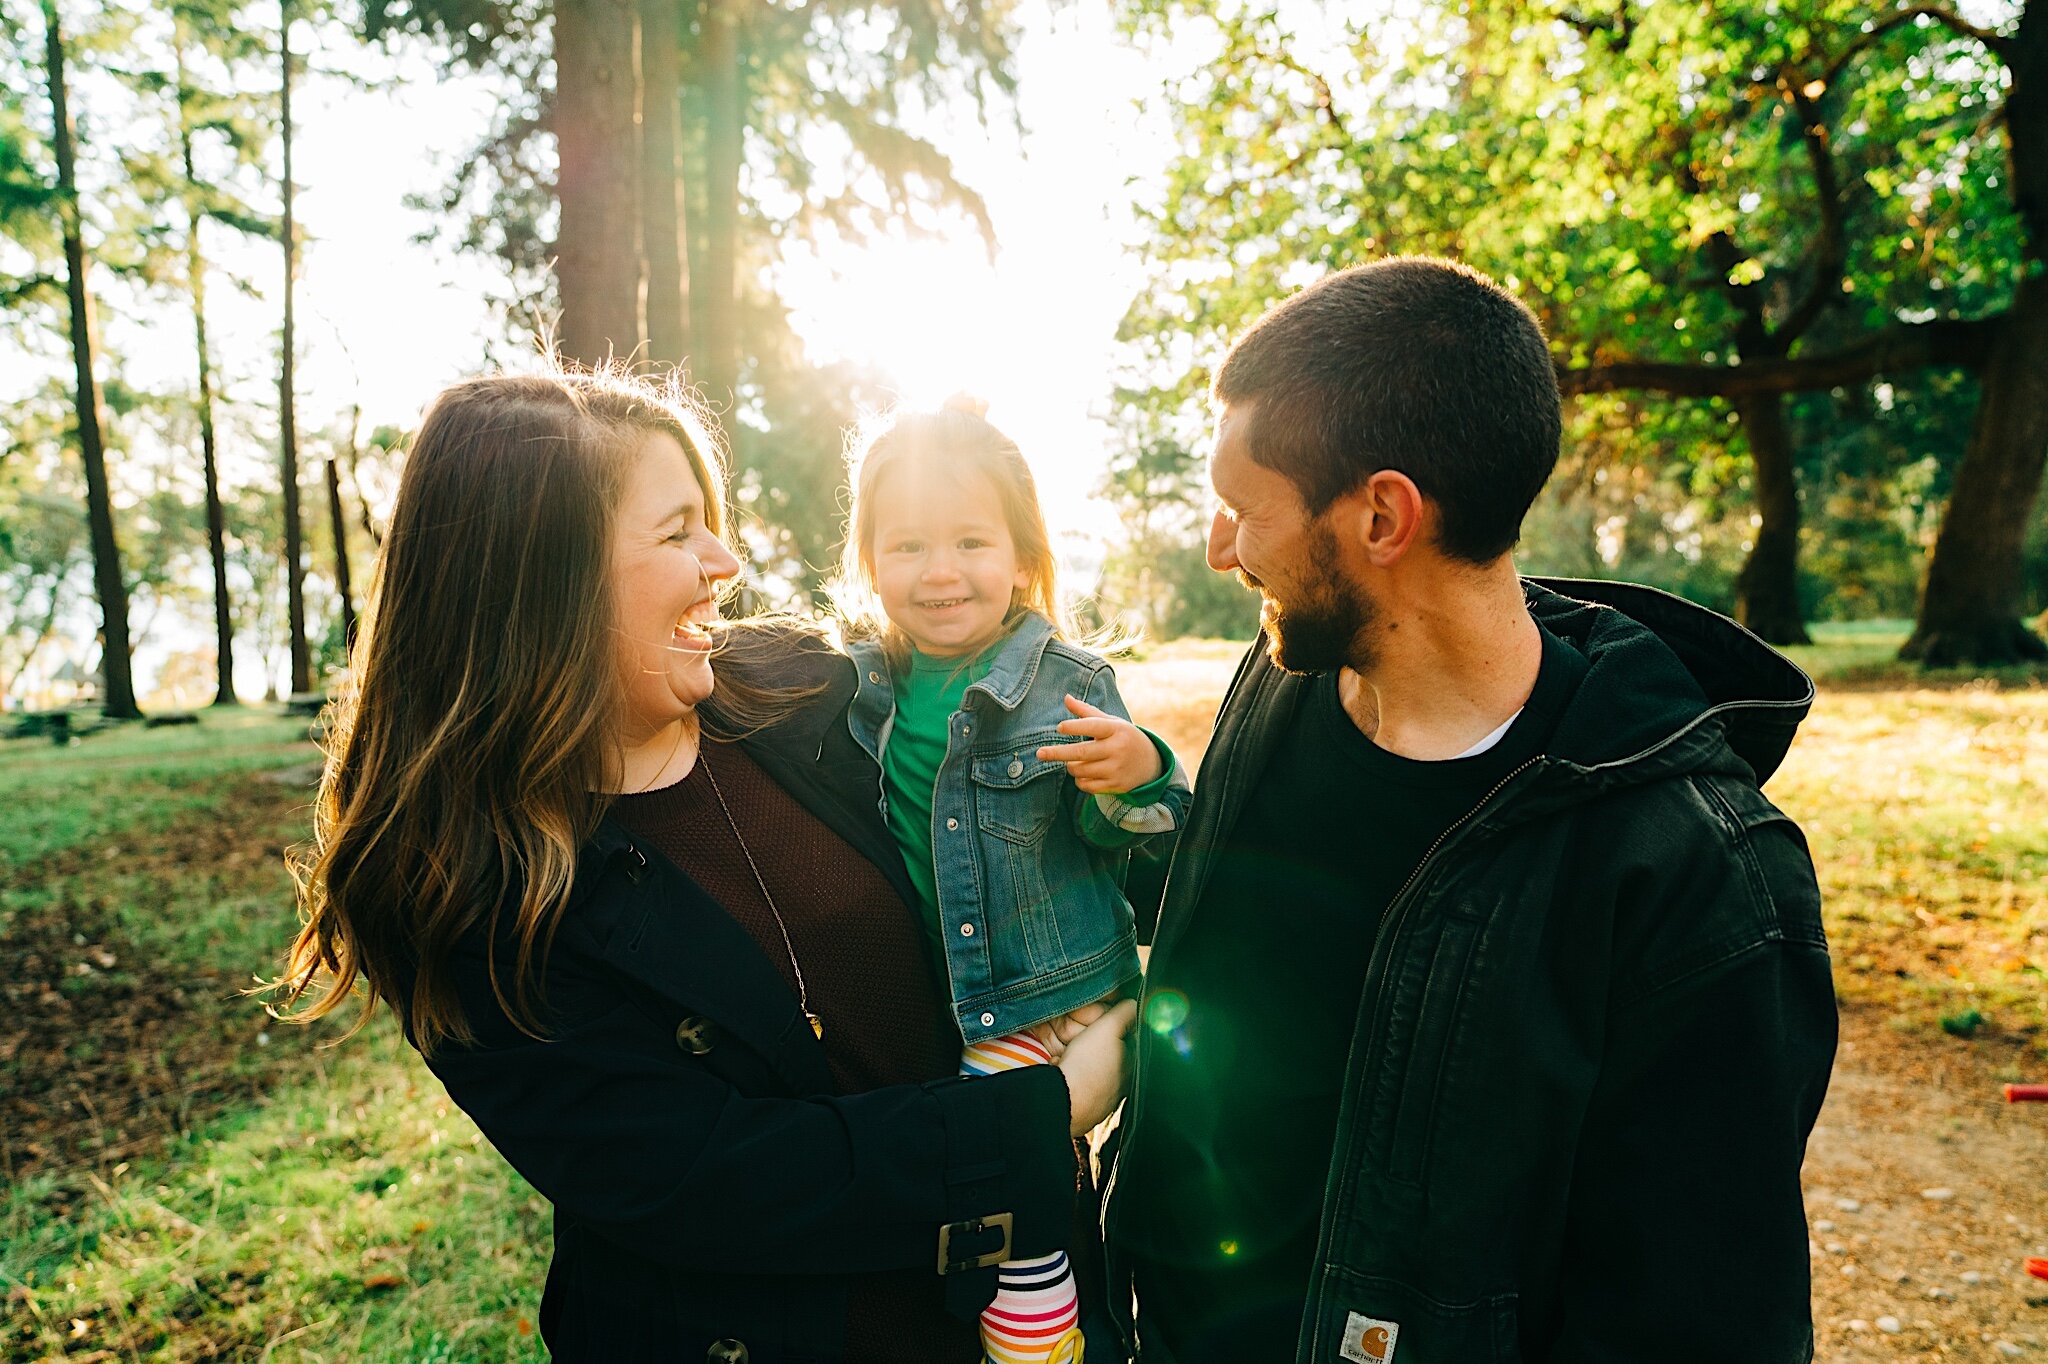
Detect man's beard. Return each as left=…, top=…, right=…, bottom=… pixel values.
left=1242, top=526, right=1376, bottom=675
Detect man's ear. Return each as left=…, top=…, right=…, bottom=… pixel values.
left=1341, top=470, right=1428, bottom=568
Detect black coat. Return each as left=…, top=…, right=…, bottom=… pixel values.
left=407, top=643, right=1077, bottom=1362
left=1107, top=579, right=1838, bottom=1364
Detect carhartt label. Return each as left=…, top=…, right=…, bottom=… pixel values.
left=1340, top=1312, right=1400, bottom=1363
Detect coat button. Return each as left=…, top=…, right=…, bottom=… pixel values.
left=707, top=1341, right=749, bottom=1364
left=980, top=1011, right=996, bottom=1028
left=674, top=1016, right=715, bottom=1055
left=946, top=817, right=959, bottom=830
left=1007, top=758, right=1024, bottom=778
left=867, top=671, right=882, bottom=684
left=960, top=923, right=974, bottom=937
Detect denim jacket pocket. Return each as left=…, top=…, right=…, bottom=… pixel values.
left=970, top=732, right=1068, bottom=845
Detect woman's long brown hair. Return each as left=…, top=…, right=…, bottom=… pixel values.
left=269, top=368, right=807, bottom=1053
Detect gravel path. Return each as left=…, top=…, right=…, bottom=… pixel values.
left=1808, top=1008, right=2048, bottom=1360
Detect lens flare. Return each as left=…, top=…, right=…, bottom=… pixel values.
left=1145, top=989, right=1190, bottom=1035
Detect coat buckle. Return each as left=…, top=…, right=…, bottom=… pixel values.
left=936, top=1212, right=1013, bottom=1273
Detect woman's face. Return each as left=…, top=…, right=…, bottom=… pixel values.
left=610, top=431, right=740, bottom=740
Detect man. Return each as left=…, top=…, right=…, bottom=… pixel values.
left=1103, top=257, right=1836, bottom=1364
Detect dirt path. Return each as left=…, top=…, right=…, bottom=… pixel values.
left=1808, top=1008, right=2048, bottom=1361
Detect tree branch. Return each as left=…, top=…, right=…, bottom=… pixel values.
left=1820, top=5, right=2010, bottom=91
left=1775, top=82, right=1848, bottom=344
left=1558, top=313, right=1999, bottom=398
left=1258, top=46, right=1347, bottom=139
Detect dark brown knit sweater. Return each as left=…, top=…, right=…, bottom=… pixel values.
left=612, top=739, right=980, bottom=1363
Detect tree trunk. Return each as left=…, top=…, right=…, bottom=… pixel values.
left=43, top=0, right=139, bottom=720
left=1903, top=5, right=2048, bottom=667
left=641, top=0, right=690, bottom=370
left=553, top=0, right=644, bottom=365
left=324, top=453, right=356, bottom=649
left=1731, top=392, right=1811, bottom=645
left=176, top=22, right=236, bottom=706
left=697, top=0, right=741, bottom=400
left=280, top=1, right=310, bottom=695
left=1901, top=275, right=2048, bottom=665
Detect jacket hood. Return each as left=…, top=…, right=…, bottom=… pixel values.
left=1526, top=578, right=1815, bottom=787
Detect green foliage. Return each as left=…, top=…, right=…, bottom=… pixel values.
left=1103, top=0, right=2033, bottom=635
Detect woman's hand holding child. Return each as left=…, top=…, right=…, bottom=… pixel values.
left=1038, top=695, right=1163, bottom=795
left=1054, top=998, right=1139, bottom=1136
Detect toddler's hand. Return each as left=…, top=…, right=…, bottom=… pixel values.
left=1037, top=695, right=1163, bottom=795
left=1027, top=1001, right=1112, bottom=1057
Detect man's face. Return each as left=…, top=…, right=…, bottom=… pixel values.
left=1207, top=403, right=1376, bottom=675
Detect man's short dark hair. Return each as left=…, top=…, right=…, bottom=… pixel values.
left=1212, top=256, right=1562, bottom=563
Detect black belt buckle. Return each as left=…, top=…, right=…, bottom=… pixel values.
left=936, top=1211, right=1013, bottom=1274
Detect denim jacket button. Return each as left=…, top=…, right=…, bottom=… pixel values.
left=1007, top=758, right=1024, bottom=778
left=867, top=670, right=881, bottom=684
left=980, top=1012, right=996, bottom=1028
left=960, top=923, right=975, bottom=937
left=946, top=817, right=960, bottom=830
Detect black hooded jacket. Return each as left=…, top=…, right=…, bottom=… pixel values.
left=1104, top=579, right=1837, bottom=1364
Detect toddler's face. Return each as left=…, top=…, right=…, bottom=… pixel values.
left=869, top=463, right=1029, bottom=658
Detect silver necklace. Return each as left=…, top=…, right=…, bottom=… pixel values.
left=698, top=747, right=824, bottom=1041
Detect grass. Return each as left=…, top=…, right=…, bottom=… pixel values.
left=0, top=711, right=319, bottom=872
left=3, top=1022, right=548, bottom=1362
left=1, top=656, right=2045, bottom=1359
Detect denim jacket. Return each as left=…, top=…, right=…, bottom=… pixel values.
left=847, top=613, right=1190, bottom=1044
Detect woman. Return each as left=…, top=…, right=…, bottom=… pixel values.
left=272, top=370, right=1135, bottom=1362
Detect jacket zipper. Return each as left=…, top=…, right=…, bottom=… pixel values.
left=1296, top=755, right=1540, bottom=1362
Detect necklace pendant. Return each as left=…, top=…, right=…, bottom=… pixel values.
left=806, top=1012, right=824, bottom=1041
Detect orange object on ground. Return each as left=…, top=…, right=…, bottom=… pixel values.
left=2027, top=1259, right=2048, bottom=1282
left=2003, top=1084, right=2048, bottom=1103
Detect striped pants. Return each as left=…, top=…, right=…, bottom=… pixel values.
left=959, top=1031, right=1085, bottom=1364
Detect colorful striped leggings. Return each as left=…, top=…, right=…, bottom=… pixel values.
left=958, top=1031, right=1084, bottom=1364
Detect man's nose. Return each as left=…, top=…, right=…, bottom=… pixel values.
left=1206, top=510, right=1240, bottom=573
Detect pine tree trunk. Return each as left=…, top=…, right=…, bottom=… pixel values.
left=697, top=0, right=741, bottom=400
left=1903, top=6, right=2048, bottom=667
left=641, top=0, right=690, bottom=370
left=324, top=450, right=356, bottom=651
left=176, top=23, right=236, bottom=706
left=280, top=2, right=310, bottom=695
left=1732, top=392, right=1812, bottom=645
left=43, top=0, right=139, bottom=720
left=553, top=0, right=644, bottom=364
left=1902, top=275, right=2048, bottom=665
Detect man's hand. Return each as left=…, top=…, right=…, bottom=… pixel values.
left=1037, top=695, right=1163, bottom=795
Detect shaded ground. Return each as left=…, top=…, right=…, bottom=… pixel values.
left=0, top=763, right=319, bottom=1186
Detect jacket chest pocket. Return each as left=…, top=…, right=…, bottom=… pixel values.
left=970, top=734, right=1067, bottom=845
left=1365, top=911, right=1482, bottom=1187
